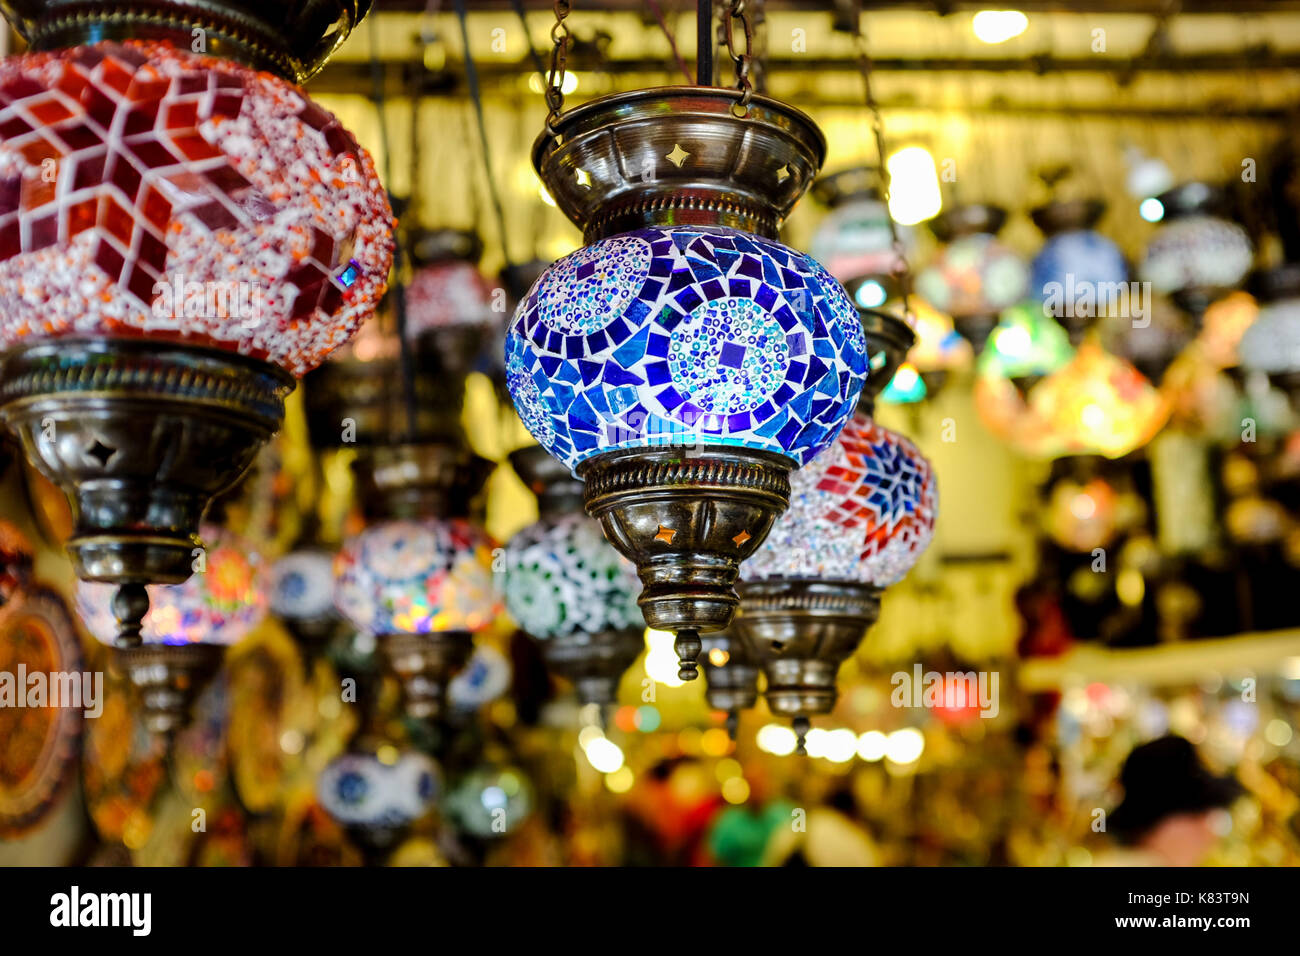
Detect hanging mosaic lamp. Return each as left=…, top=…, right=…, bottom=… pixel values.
left=502, top=445, right=644, bottom=712
left=972, top=367, right=1069, bottom=460
left=1098, top=293, right=1194, bottom=386
left=809, top=167, right=914, bottom=285
left=700, top=626, right=760, bottom=740
left=893, top=294, right=972, bottom=399
left=735, top=310, right=935, bottom=753
left=1029, top=337, right=1171, bottom=459
left=977, top=300, right=1074, bottom=398
left=76, top=524, right=266, bottom=734
left=1138, top=182, right=1252, bottom=323
left=335, top=442, right=501, bottom=721
left=0, top=6, right=392, bottom=651
left=915, top=204, right=1028, bottom=353
left=318, top=744, right=440, bottom=860
left=1239, top=263, right=1300, bottom=409
left=506, top=88, right=868, bottom=680
left=443, top=765, right=535, bottom=840
left=1029, top=198, right=1129, bottom=344
left=269, top=546, right=342, bottom=648
left=405, top=228, right=497, bottom=383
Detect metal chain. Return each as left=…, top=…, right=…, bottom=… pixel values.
left=853, top=10, right=912, bottom=320
left=545, top=0, right=573, bottom=136
left=719, top=0, right=754, bottom=112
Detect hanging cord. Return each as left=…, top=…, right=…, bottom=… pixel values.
left=719, top=0, right=753, bottom=112
left=454, top=0, right=517, bottom=283
left=544, top=0, right=573, bottom=137
left=646, top=0, right=694, bottom=84
left=508, top=0, right=549, bottom=81
left=368, top=17, right=418, bottom=441
left=852, top=2, right=912, bottom=320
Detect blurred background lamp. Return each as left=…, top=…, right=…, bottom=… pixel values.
left=886, top=147, right=943, bottom=225
left=972, top=10, right=1029, bottom=44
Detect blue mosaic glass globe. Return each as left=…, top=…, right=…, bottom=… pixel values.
left=505, top=225, right=869, bottom=472
left=1030, top=230, right=1129, bottom=305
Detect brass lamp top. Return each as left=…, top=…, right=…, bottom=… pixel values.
left=534, top=86, right=827, bottom=243
left=0, top=0, right=373, bottom=83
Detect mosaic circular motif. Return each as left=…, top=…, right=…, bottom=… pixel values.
left=506, top=225, right=868, bottom=471
left=333, top=518, right=501, bottom=636
left=742, top=413, right=937, bottom=587
left=502, top=513, right=642, bottom=639
left=0, top=41, right=393, bottom=376
left=537, top=235, right=653, bottom=336
left=448, top=644, right=512, bottom=710
left=317, top=750, right=439, bottom=828
left=76, top=525, right=266, bottom=646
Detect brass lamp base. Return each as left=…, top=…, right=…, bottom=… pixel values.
left=113, top=642, right=224, bottom=737
left=378, top=630, right=473, bottom=721
left=0, top=338, right=291, bottom=644
left=539, top=627, right=645, bottom=710
left=736, top=579, right=881, bottom=754
left=578, top=446, right=792, bottom=681
left=701, top=628, right=760, bottom=740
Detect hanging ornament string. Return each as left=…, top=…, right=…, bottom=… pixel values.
left=645, top=0, right=694, bottom=84
left=368, top=16, right=419, bottom=441
left=544, top=0, right=573, bottom=137
left=454, top=0, right=517, bottom=284
left=719, top=0, right=754, bottom=112
left=852, top=2, right=911, bottom=321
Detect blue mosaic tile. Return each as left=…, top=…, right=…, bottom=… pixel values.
left=506, top=225, right=868, bottom=471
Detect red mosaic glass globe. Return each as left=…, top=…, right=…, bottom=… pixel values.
left=0, top=40, right=393, bottom=376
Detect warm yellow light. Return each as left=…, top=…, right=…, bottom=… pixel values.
left=721, top=776, right=751, bottom=804
left=644, top=628, right=685, bottom=688
left=528, top=71, right=579, bottom=95
left=605, top=766, right=635, bottom=793
left=972, top=10, right=1028, bottom=44
left=892, top=363, right=921, bottom=393
left=701, top=728, right=732, bottom=757
left=707, top=647, right=730, bottom=667
left=756, top=723, right=798, bottom=756
left=885, top=147, right=943, bottom=226
left=857, top=730, right=888, bottom=761
left=715, top=758, right=743, bottom=782
left=1117, top=568, right=1145, bottom=607
left=539, top=185, right=557, bottom=207
left=1265, top=719, right=1293, bottom=748
left=885, top=727, right=925, bottom=764
left=584, top=737, right=625, bottom=774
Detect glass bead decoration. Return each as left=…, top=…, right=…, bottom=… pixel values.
left=741, top=413, right=937, bottom=587
left=505, top=225, right=869, bottom=472
left=0, top=41, right=393, bottom=376
left=502, top=513, right=642, bottom=639
left=76, top=525, right=265, bottom=646
left=448, top=644, right=512, bottom=711
left=443, top=766, right=534, bottom=839
left=317, top=750, right=439, bottom=828
left=334, top=518, right=501, bottom=636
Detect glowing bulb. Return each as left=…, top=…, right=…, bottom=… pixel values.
left=756, top=723, right=797, bottom=756
left=605, top=766, right=635, bottom=793
left=854, top=279, right=888, bottom=309
left=857, top=730, right=888, bottom=761
left=584, top=737, right=625, bottom=773
left=993, top=323, right=1032, bottom=358
left=1069, top=493, right=1097, bottom=520
left=708, top=647, right=730, bottom=667
left=529, top=71, right=578, bottom=95
left=972, top=10, right=1029, bottom=44
left=644, top=628, right=685, bottom=688
left=1139, top=197, right=1165, bottom=223
left=886, top=147, right=943, bottom=226
left=1081, top=402, right=1107, bottom=430
left=885, top=727, right=925, bottom=764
